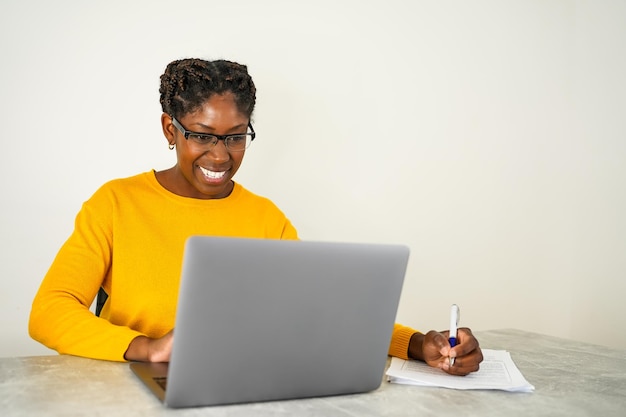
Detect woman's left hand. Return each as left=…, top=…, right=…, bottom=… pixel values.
left=409, top=328, right=483, bottom=376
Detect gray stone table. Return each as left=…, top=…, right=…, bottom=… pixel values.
left=1, top=329, right=625, bottom=416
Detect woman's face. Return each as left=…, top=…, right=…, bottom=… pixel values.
left=162, top=93, right=249, bottom=199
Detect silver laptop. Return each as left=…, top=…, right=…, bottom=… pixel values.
left=130, top=237, right=409, bottom=408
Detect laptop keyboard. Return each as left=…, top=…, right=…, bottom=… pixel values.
left=153, top=376, right=167, bottom=391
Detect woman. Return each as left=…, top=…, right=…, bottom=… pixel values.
left=29, top=58, right=482, bottom=375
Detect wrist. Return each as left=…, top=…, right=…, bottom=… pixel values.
left=408, top=332, right=425, bottom=361
left=124, top=335, right=150, bottom=361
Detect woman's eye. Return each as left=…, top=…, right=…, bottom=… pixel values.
left=190, top=134, right=215, bottom=144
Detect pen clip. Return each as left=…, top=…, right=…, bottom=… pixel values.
left=453, top=305, right=460, bottom=327
left=450, top=304, right=460, bottom=330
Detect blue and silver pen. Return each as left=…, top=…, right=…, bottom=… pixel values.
left=449, top=304, right=460, bottom=366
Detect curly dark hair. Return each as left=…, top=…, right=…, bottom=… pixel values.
left=159, top=58, right=256, bottom=120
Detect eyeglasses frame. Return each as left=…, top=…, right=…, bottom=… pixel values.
left=170, top=115, right=255, bottom=151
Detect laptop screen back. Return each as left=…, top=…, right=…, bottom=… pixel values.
left=164, top=237, right=409, bottom=408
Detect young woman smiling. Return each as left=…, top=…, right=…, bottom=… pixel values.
left=29, top=58, right=482, bottom=376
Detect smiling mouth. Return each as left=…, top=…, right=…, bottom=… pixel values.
left=199, top=166, right=227, bottom=180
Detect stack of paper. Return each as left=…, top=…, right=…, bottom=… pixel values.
left=386, top=349, right=534, bottom=392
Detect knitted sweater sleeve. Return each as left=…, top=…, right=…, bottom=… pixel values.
left=29, top=187, right=143, bottom=361
left=388, top=323, right=419, bottom=360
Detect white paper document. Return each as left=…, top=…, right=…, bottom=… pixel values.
left=386, top=349, right=534, bottom=392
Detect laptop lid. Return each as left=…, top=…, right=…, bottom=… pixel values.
left=133, top=237, right=409, bottom=408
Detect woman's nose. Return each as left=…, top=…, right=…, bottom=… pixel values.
left=207, top=140, right=230, bottom=160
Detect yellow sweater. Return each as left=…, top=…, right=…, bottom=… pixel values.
left=30, top=171, right=416, bottom=361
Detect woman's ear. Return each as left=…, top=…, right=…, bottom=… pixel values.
left=161, top=113, right=176, bottom=145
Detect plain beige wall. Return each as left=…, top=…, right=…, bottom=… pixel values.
left=1, top=0, right=625, bottom=357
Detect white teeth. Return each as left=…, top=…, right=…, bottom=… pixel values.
left=199, top=166, right=227, bottom=179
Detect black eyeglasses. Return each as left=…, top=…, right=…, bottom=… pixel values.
left=171, top=116, right=255, bottom=152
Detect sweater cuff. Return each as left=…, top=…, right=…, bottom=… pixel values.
left=388, top=324, right=420, bottom=360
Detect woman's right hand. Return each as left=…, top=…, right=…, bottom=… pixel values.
left=124, top=329, right=173, bottom=362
